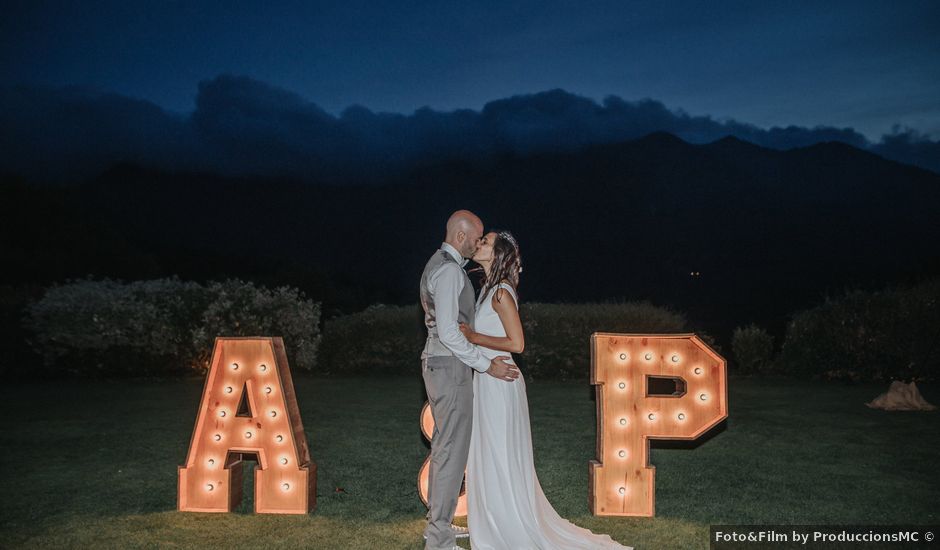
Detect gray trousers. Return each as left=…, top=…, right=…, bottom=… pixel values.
left=422, top=356, right=473, bottom=550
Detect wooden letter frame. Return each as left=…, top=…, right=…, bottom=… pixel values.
left=178, top=337, right=316, bottom=514
left=590, top=333, right=727, bottom=516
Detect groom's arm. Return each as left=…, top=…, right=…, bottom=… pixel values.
left=430, top=263, right=491, bottom=373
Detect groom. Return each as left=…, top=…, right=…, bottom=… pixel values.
left=420, top=209, right=519, bottom=550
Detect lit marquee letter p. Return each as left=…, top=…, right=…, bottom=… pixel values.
left=590, top=333, right=727, bottom=516
left=178, top=337, right=316, bottom=514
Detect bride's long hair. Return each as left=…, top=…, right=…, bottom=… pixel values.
left=479, top=230, right=522, bottom=302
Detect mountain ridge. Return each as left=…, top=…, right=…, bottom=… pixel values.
left=3, top=131, right=938, bottom=344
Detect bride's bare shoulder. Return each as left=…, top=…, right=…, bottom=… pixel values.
left=492, top=280, right=518, bottom=308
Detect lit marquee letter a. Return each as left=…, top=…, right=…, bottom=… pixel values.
left=178, top=337, right=316, bottom=514
left=590, top=333, right=727, bottom=517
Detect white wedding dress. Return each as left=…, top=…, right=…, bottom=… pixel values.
left=467, top=283, right=632, bottom=550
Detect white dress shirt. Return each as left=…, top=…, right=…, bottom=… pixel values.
left=429, top=242, right=491, bottom=372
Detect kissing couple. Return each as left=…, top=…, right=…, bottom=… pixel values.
left=420, top=210, right=632, bottom=550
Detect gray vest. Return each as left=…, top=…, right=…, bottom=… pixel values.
left=420, top=248, right=476, bottom=359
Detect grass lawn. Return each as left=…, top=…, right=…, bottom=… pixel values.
left=1, top=376, right=938, bottom=549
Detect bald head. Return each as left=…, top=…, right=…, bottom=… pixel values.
left=445, top=209, right=484, bottom=259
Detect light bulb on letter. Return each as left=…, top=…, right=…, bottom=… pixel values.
left=265, top=386, right=273, bottom=395
left=619, top=353, right=627, bottom=360
left=259, top=364, right=267, bottom=372
left=282, top=483, right=290, bottom=491
left=230, top=363, right=239, bottom=371
left=618, top=382, right=626, bottom=389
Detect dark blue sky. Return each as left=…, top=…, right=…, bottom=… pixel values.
left=2, top=1, right=938, bottom=140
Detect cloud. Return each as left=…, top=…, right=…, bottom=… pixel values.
left=1, top=75, right=937, bottom=182
left=0, top=85, right=196, bottom=181
left=870, top=127, right=940, bottom=174
left=191, top=75, right=353, bottom=177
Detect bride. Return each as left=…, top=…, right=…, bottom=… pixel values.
left=460, top=231, right=632, bottom=550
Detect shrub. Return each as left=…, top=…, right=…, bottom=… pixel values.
left=520, top=302, right=687, bottom=380
left=25, top=278, right=199, bottom=375
left=776, top=280, right=940, bottom=381
left=731, top=324, right=774, bottom=375
left=318, top=304, right=425, bottom=375
left=191, top=279, right=322, bottom=371
left=25, top=277, right=321, bottom=377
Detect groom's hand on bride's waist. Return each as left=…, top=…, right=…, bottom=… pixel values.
left=486, top=356, right=520, bottom=382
